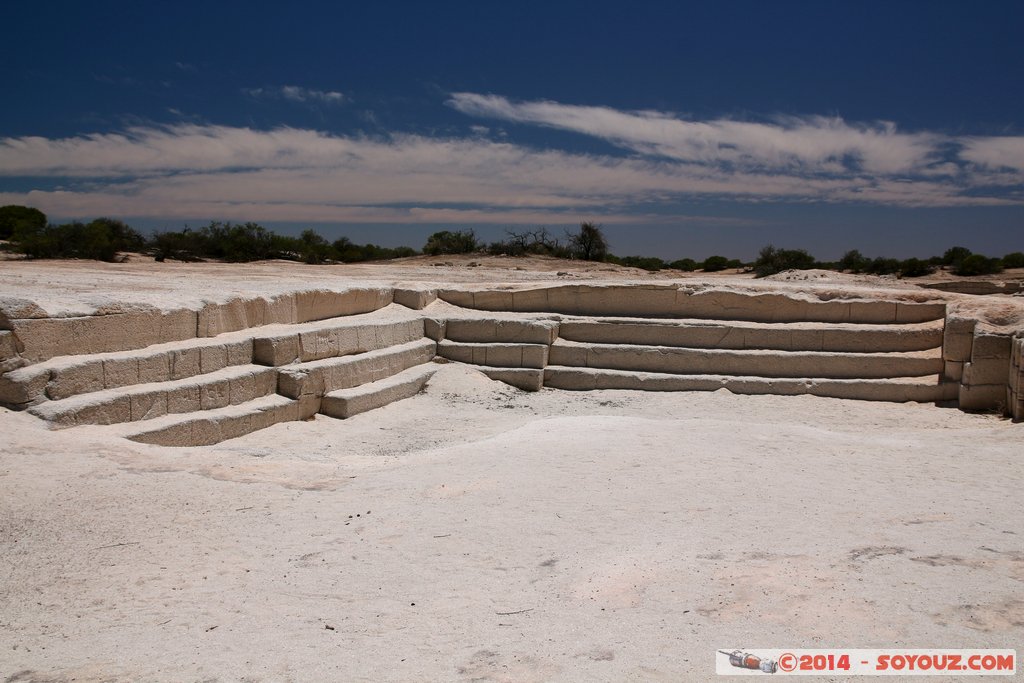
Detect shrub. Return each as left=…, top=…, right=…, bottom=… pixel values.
left=702, top=255, right=731, bottom=272
left=13, top=218, right=145, bottom=261
left=668, top=258, right=698, bottom=272
left=752, top=245, right=816, bottom=277
left=0, top=205, right=47, bottom=240
left=898, top=257, right=935, bottom=278
left=1001, top=251, right=1024, bottom=269
left=567, top=222, right=609, bottom=261
left=424, top=229, right=479, bottom=255
left=619, top=255, right=665, bottom=271
left=838, top=249, right=869, bottom=273
left=954, top=254, right=1003, bottom=276
left=864, top=257, right=901, bottom=275
left=942, top=246, right=972, bottom=268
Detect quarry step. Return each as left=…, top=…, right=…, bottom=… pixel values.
left=276, top=338, right=437, bottom=399
left=544, top=366, right=958, bottom=403
left=438, top=285, right=947, bottom=323
left=436, top=340, right=549, bottom=368
left=320, top=363, right=437, bottom=419
left=548, top=339, right=943, bottom=380
left=125, top=394, right=307, bottom=447
left=251, top=307, right=424, bottom=366
left=433, top=317, right=560, bottom=344
left=556, top=317, right=944, bottom=353
left=28, top=364, right=277, bottom=428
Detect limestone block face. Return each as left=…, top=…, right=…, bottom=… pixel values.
left=158, top=309, right=199, bottom=346
left=170, top=347, right=202, bottom=380
left=942, top=318, right=976, bottom=362
left=0, top=366, right=48, bottom=407
left=131, top=391, right=168, bottom=422
left=479, top=367, right=544, bottom=391
left=435, top=289, right=477, bottom=309
left=393, top=288, right=438, bottom=310
left=47, top=362, right=105, bottom=400
left=252, top=335, right=300, bottom=366
left=200, top=345, right=229, bottom=374
left=200, top=379, right=231, bottom=410
left=72, top=394, right=132, bottom=427
left=138, top=354, right=171, bottom=384
left=963, top=359, right=1010, bottom=386
left=0, top=330, right=23, bottom=358
left=277, top=368, right=324, bottom=399
left=166, top=384, right=201, bottom=413
left=103, top=357, right=140, bottom=389
left=943, top=360, right=964, bottom=382
left=424, top=318, right=445, bottom=341
left=444, top=319, right=559, bottom=345
left=896, top=302, right=946, bottom=324
left=971, top=332, right=1012, bottom=359
left=959, top=383, right=1007, bottom=411
left=226, top=339, right=254, bottom=366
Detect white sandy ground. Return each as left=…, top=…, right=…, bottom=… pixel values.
left=1, top=363, right=1022, bottom=682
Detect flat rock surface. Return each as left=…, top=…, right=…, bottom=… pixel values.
left=1, top=363, right=1021, bottom=681
left=1, top=257, right=1022, bottom=681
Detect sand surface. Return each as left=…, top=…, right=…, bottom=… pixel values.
left=1, top=258, right=1022, bottom=681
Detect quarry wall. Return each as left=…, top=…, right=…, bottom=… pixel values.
left=1, top=284, right=1021, bottom=445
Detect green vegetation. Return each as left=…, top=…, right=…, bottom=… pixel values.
left=1, top=206, right=1020, bottom=278
left=0, top=205, right=47, bottom=240
left=423, top=229, right=480, bottom=256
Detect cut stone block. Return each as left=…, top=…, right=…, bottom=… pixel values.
left=424, top=318, right=445, bottom=341
left=0, top=330, right=22, bottom=358
left=127, top=394, right=299, bottom=447
left=0, top=366, right=48, bottom=407
left=971, top=332, right=1012, bottom=360
left=103, top=357, right=140, bottom=389
left=277, top=338, right=436, bottom=398
left=558, top=318, right=942, bottom=353
left=393, top=288, right=437, bottom=310
left=942, top=317, right=976, bottom=362
left=943, top=360, right=964, bottom=382
left=963, top=358, right=1010, bottom=386
left=169, top=347, right=202, bottom=380
left=475, top=366, right=544, bottom=391
left=437, top=340, right=549, bottom=369
left=548, top=339, right=942, bottom=380
left=320, top=364, right=436, bottom=419
left=200, top=345, right=229, bottom=374
left=47, top=362, right=105, bottom=400
left=544, top=366, right=955, bottom=403
left=443, top=318, right=560, bottom=345
left=959, top=383, right=1007, bottom=411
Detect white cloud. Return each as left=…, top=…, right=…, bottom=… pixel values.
left=447, top=93, right=944, bottom=175
left=0, top=95, right=1021, bottom=226
left=245, top=85, right=344, bottom=104
left=960, top=136, right=1024, bottom=173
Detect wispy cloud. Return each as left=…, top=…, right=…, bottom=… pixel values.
left=0, top=93, right=1021, bottom=225
left=245, top=85, right=344, bottom=104
left=447, top=93, right=946, bottom=175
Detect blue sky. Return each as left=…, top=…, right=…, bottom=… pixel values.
left=2, top=0, right=1022, bottom=260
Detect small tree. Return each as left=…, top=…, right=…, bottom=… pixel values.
left=701, top=255, right=730, bottom=272
left=1001, top=252, right=1024, bottom=269
left=839, top=249, right=869, bottom=273
left=669, top=258, right=698, bottom=272
left=423, top=229, right=479, bottom=255
left=0, top=205, right=47, bottom=240
left=567, top=222, right=608, bottom=261
left=954, top=254, right=1003, bottom=276
left=752, top=245, right=816, bottom=277
left=942, top=246, right=972, bottom=269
